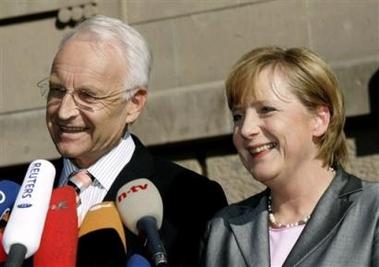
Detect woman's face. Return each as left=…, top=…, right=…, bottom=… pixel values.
left=231, top=66, right=323, bottom=184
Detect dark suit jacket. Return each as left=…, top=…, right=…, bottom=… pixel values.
left=200, top=165, right=379, bottom=267
left=51, top=134, right=228, bottom=267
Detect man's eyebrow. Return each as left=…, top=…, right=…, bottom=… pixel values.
left=48, top=79, right=102, bottom=92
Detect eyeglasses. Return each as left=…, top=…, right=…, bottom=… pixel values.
left=37, top=77, right=135, bottom=112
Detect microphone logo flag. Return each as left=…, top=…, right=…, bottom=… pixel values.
left=117, top=183, right=148, bottom=202
left=51, top=201, right=68, bottom=210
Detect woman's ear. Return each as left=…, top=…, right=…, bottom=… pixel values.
left=313, top=105, right=330, bottom=137
left=124, top=88, right=148, bottom=124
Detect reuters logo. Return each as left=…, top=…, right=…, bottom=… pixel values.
left=17, top=203, right=32, bottom=208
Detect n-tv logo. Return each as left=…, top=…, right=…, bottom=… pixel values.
left=117, top=183, right=148, bottom=202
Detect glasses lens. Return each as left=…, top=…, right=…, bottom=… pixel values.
left=37, top=77, right=129, bottom=111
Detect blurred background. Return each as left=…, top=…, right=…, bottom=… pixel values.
left=0, top=0, right=378, bottom=204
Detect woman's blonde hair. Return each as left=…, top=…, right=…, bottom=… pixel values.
left=226, top=46, right=348, bottom=167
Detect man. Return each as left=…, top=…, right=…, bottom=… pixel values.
left=34, top=15, right=227, bottom=267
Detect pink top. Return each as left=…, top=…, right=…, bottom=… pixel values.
left=269, top=225, right=305, bottom=267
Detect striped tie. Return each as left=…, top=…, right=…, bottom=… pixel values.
left=67, top=170, right=94, bottom=227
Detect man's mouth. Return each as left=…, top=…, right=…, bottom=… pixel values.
left=59, top=126, right=87, bottom=133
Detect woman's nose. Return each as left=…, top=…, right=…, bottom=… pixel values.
left=240, top=111, right=260, bottom=139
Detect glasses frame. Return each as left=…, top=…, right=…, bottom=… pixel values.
left=37, top=77, right=136, bottom=112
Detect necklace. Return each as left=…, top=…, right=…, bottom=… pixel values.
left=267, top=167, right=335, bottom=228
left=267, top=195, right=310, bottom=229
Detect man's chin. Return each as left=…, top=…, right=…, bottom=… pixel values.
left=56, top=146, right=83, bottom=159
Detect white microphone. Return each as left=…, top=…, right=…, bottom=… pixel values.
left=2, top=159, right=55, bottom=267
left=115, top=178, right=168, bottom=267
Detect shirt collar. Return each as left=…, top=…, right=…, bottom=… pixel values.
left=59, top=132, right=135, bottom=190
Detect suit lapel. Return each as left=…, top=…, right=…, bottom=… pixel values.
left=229, top=194, right=271, bottom=267
left=104, top=135, right=158, bottom=201
left=52, top=158, right=64, bottom=188
left=284, top=167, right=362, bottom=267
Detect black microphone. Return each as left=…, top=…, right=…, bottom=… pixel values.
left=116, top=178, right=168, bottom=267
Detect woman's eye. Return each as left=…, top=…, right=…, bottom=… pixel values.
left=260, top=106, right=275, bottom=114
left=232, top=113, right=244, bottom=122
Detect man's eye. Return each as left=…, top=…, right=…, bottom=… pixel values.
left=49, top=86, right=65, bottom=95
left=78, top=91, right=98, bottom=102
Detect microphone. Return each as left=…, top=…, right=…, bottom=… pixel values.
left=2, top=159, right=55, bottom=267
left=33, top=186, right=78, bottom=267
left=116, top=178, right=168, bottom=267
left=126, top=254, right=152, bottom=267
left=0, top=231, right=7, bottom=263
left=77, top=201, right=127, bottom=267
left=0, top=180, right=20, bottom=227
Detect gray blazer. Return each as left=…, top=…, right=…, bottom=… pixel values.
left=200, top=165, right=379, bottom=267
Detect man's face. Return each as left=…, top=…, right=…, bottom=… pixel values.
left=46, top=39, right=134, bottom=168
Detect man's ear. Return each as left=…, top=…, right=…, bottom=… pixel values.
left=313, top=105, right=330, bottom=137
left=125, top=88, right=147, bottom=124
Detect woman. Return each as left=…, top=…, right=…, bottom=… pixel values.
left=200, top=47, right=379, bottom=267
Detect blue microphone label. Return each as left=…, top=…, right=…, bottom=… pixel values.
left=17, top=203, right=33, bottom=208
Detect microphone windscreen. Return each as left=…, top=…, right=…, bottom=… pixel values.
left=115, top=178, right=163, bottom=235
left=2, top=159, right=55, bottom=259
left=77, top=201, right=127, bottom=267
left=0, top=231, right=7, bottom=263
left=126, top=254, right=152, bottom=267
left=0, top=180, right=20, bottom=221
left=33, top=186, right=78, bottom=267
